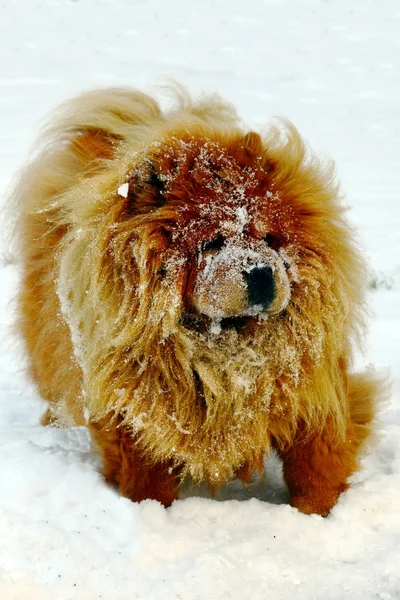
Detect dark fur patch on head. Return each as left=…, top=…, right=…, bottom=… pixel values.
left=124, top=160, right=166, bottom=216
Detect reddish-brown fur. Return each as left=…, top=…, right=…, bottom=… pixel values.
left=90, top=417, right=180, bottom=506
left=13, top=87, right=385, bottom=515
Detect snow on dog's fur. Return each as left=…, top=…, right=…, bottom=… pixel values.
left=14, top=87, right=384, bottom=514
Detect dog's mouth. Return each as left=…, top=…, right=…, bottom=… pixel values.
left=180, top=312, right=252, bottom=335
left=218, top=316, right=249, bottom=331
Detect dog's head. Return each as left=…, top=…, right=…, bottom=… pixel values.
left=114, top=129, right=308, bottom=338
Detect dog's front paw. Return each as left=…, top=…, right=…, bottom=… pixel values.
left=290, top=483, right=348, bottom=517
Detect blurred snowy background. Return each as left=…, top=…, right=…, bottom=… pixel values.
left=0, top=1, right=399, bottom=599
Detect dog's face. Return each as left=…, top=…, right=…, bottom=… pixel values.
left=120, top=131, right=302, bottom=336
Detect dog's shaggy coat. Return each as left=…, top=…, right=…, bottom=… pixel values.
left=14, top=87, right=383, bottom=515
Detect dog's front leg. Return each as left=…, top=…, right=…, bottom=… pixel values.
left=89, top=418, right=180, bottom=506
left=275, top=419, right=359, bottom=517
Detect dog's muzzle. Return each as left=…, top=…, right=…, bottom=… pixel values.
left=190, top=241, right=291, bottom=321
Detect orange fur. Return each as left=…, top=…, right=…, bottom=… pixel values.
left=90, top=417, right=180, bottom=506
left=13, top=86, right=385, bottom=514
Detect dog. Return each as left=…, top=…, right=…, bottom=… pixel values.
left=14, top=87, right=383, bottom=515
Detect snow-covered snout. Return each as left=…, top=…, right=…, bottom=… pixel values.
left=190, top=237, right=291, bottom=320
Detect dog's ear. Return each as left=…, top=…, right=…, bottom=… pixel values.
left=240, top=131, right=263, bottom=158
left=145, top=161, right=166, bottom=196
left=124, top=160, right=166, bottom=216
left=69, top=128, right=119, bottom=175
left=239, top=132, right=276, bottom=174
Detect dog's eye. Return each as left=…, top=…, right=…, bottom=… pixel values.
left=146, top=162, right=165, bottom=195
left=264, top=233, right=282, bottom=251
left=158, top=265, right=167, bottom=279
left=202, top=234, right=225, bottom=252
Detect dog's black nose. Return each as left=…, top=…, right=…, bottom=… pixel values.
left=244, top=265, right=275, bottom=309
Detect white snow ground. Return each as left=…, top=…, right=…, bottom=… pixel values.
left=0, top=1, right=399, bottom=598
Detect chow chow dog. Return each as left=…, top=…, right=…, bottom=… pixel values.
left=14, top=87, right=383, bottom=515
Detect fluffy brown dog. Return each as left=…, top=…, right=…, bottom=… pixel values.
left=15, top=87, right=383, bottom=515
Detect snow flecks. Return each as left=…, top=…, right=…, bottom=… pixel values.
left=131, top=412, right=148, bottom=432
left=56, top=274, right=86, bottom=374
left=232, top=374, right=254, bottom=395
left=83, top=406, right=90, bottom=424
left=210, top=318, right=222, bottom=335
left=235, top=205, right=249, bottom=233
left=117, top=182, right=129, bottom=198
left=167, top=412, right=192, bottom=435
left=136, top=281, right=148, bottom=297
left=201, top=252, right=216, bottom=280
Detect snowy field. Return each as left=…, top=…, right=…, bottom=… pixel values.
left=0, top=1, right=399, bottom=598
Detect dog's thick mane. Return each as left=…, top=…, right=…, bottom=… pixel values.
left=14, top=87, right=370, bottom=485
